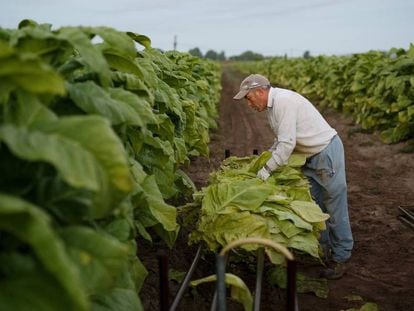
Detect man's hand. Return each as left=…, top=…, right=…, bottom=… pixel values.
left=257, top=167, right=271, bottom=180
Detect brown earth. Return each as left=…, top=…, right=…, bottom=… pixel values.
left=139, top=65, right=414, bottom=311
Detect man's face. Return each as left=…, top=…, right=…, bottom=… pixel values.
left=245, top=88, right=267, bottom=112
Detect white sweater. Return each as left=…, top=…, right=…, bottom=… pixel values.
left=266, top=87, right=337, bottom=170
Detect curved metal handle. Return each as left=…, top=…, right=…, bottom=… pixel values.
left=219, top=237, right=294, bottom=261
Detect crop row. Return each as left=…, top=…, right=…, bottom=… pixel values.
left=233, top=45, right=414, bottom=143
left=0, top=20, right=221, bottom=310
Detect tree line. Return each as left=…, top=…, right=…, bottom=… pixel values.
left=188, top=47, right=312, bottom=61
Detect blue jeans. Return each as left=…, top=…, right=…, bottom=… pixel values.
left=302, top=135, right=354, bottom=263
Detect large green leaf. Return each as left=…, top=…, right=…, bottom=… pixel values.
left=192, top=211, right=270, bottom=251
left=68, top=81, right=157, bottom=127
left=110, top=71, right=153, bottom=100
left=105, top=49, right=145, bottom=77
left=248, top=151, right=272, bottom=173
left=59, top=226, right=130, bottom=295
left=0, top=194, right=88, bottom=311
left=288, top=232, right=320, bottom=257
left=131, top=56, right=159, bottom=89
left=0, top=54, right=65, bottom=95
left=154, top=79, right=184, bottom=120
left=92, top=288, right=143, bottom=311
left=0, top=116, right=132, bottom=219
left=0, top=267, right=81, bottom=311
left=148, top=113, right=175, bottom=143
left=139, top=175, right=178, bottom=233
left=173, top=137, right=189, bottom=164
left=35, top=116, right=132, bottom=193
left=57, top=27, right=111, bottom=87
left=260, top=204, right=313, bottom=231
left=0, top=124, right=101, bottom=191
left=132, top=173, right=179, bottom=247
left=202, top=179, right=275, bottom=214
left=35, top=116, right=133, bottom=217
left=85, top=27, right=137, bottom=59
left=3, top=90, right=57, bottom=126
left=290, top=200, right=330, bottom=223
left=138, top=135, right=177, bottom=198
left=127, top=32, right=151, bottom=49
left=108, top=87, right=157, bottom=125
left=191, top=273, right=253, bottom=311
left=278, top=219, right=305, bottom=238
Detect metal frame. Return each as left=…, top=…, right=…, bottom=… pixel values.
left=214, top=237, right=297, bottom=311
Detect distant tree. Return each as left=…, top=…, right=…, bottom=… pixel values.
left=205, top=49, right=219, bottom=60
left=230, top=50, right=264, bottom=61
left=217, top=51, right=226, bottom=61
left=303, top=50, right=311, bottom=59
left=188, top=47, right=203, bottom=58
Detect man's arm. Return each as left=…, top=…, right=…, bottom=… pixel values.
left=257, top=101, right=297, bottom=180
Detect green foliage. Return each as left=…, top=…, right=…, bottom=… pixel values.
left=0, top=20, right=221, bottom=310
left=230, top=50, right=264, bottom=61
left=346, top=302, right=379, bottom=311
left=191, top=273, right=253, bottom=311
left=0, top=194, right=88, bottom=311
left=303, top=50, right=311, bottom=59
left=267, top=265, right=329, bottom=298
left=233, top=44, right=414, bottom=143
left=188, top=152, right=328, bottom=265
left=188, top=47, right=203, bottom=58
left=205, top=49, right=226, bottom=61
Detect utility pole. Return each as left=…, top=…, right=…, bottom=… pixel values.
left=173, top=35, right=177, bottom=50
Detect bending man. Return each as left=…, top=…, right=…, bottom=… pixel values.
left=233, top=74, right=354, bottom=279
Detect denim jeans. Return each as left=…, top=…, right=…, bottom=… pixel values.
left=302, top=135, right=354, bottom=263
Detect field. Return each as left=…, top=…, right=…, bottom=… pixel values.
left=140, top=66, right=414, bottom=311
left=1, top=21, right=414, bottom=311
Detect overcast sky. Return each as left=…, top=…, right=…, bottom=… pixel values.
left=1, top=0, right=413, bottom=57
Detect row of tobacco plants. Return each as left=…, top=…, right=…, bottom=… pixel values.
left=0, top=20, right=221, bottom=310
left=233, top=45, right=414, bottom=143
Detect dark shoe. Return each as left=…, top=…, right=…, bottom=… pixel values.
left=321, top=245, right=332, bottom=265
left=319, top=261, right=347, bottom=280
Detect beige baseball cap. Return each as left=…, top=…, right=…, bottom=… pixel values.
left=233, top=74, right=270, bottom=100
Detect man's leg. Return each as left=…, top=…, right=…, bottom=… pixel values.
left=303, top=136, right=353, bottom=277
left=322, top=136, right=353, bottom=263
left=305, top=175, right=331, bottom=260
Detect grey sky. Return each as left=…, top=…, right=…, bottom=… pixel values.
left=1, top=0, right=413, bottom=57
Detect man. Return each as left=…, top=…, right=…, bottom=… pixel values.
left=233, top=74, right=354, bottom=279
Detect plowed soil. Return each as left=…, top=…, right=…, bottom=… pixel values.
left=140, top=65, right=414, bottom=311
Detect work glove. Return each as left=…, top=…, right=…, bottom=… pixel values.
left=257, top=166, right=271, bottom=181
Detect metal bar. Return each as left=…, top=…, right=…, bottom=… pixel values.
left=215, top=238, right=294, bottom=311
left=253, top=248, right=264, bottom=311
left=210, top=253, right=229, bottom=311
left=216, top=254, right=227, bottom=311
left=169, top=244, right=203, bottom=311
left=286, top=259, right=297, bottom=311
left=398, top=215, right=414, bottom=230
left=210, top=292, right=218, bottom=311
left=398, top=206, right=414, bottom=222
left=158, top=253, right=169, bottom=311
